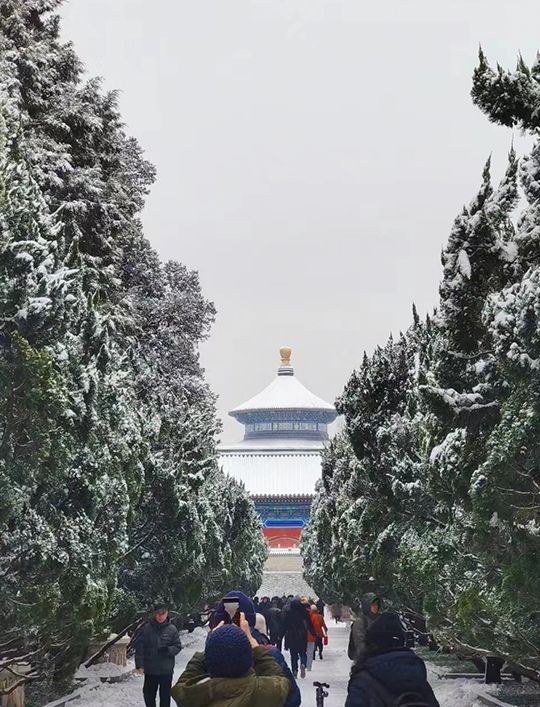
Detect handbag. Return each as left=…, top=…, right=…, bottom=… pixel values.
left=323, top=635, right=329, bottom=645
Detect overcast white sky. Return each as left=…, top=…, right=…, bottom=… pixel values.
left=61, top=1, right=538, bottom=442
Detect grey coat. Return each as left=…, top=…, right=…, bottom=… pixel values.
left=348, top=612, right=379, bottom=662
left=348, top=594, right=381, bottom=663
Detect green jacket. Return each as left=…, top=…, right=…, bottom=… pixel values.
left=171, top=646, right=289, bottom=707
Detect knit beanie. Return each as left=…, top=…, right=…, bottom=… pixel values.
left=366, top=612, right=406, bottom=651
left=205, top=625, right=253, bottom=678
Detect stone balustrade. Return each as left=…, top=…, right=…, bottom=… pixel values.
left=86, top=634, right=130, bottom=668
left=0, top=663, right=30, bottom=707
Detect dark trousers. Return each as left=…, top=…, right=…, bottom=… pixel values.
left=315, top=636, right=324, bottom=657
left=289, top=648, right=307, bottom=675
left=143, top=673, right=173, bottom=707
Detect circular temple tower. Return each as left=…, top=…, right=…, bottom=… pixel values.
left=219, top=347, right=337, bottom=554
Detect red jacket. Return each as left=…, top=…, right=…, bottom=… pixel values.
left=307, top=609, right=327, bottom=642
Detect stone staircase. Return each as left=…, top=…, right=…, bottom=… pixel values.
left=257, top=571, right=317, bottom=599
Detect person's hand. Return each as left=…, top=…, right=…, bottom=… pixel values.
left=158, top=646, right=168, bottom=655
left=211, top=621, right=225, bottom=631
left=137, top=668, right=144, bottom=675
left=239, top=612, right=259, bottom=649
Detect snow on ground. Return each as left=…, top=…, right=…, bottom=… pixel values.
left=68, top=629, right=208, bottom=707
left=431, top=676, right=485, bottom=707
left=426, top=657, right=486, bottom=707
left=297, top=620, right=349, bottom=707
left=75, top=661, right=129, bottom=678
left=69, top=623, right=487, bottom=707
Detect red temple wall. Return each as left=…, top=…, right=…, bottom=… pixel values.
left=263, top=526, right=303, bottom=549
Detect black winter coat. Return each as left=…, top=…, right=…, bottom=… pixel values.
left=268, top=607, right=283, bottom=637
left=258, top=601, right=272, bottom=621
left=283, top=599, right=314, bottom=652
left=134, top=619, right=182, bottom=675
left=346, top=649, right=439, bottom=707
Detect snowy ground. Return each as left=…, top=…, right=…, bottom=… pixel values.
left=69, top=623, right=487, bottom=707
left=296, top=621, right=485, bottom=707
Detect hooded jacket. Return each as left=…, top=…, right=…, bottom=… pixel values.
left=345, top=649, right=440, bottom=707
left=348, top=594, right=380, bottom=662
left=171, top=646, right=289, bottom=707
left=210, top=591, right=256, bottom=629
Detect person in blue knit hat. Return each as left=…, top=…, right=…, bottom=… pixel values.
left=205, top=625, right=254, bottom=677
left=171, top=613, right=289, bottom=707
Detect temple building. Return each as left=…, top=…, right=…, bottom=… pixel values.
left=219, top=347, right=337, bottom=553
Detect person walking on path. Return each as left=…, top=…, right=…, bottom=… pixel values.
left=268, top=598, right=284, bottom=651
left=308, top=604, right=328, bottom=663
left=171, top=612, right=289, bottom=707
left=345, top=612, right=439, bottom=707
left=283, top=596, right=315, bottom=679
left=135, top=604, right=182, bottom=707
left=332, top=602, right=343, bottom=624
left=258, top=596, right=271, bottom=623
left=348, top=593, right=381, bottom=663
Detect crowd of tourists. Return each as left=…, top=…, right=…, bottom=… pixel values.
left=133, top=591, right=440, bottom=707
left=252, top=594, right=328, bottom=673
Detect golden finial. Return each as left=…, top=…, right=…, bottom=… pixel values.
left=280, top=346, right=292, bottom=367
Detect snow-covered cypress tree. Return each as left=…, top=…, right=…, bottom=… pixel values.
left=1, top=3, right=266, bottom=697
left=306, top=54, right=540, bottom=675
left=473, top=50, right=540, bottom=268
left=117, top=251, right=266, bottom=617
left=466, top=51, right=540, bottom=671
left=202, top=472, right=267, bottom=599
left=0, top=89, right=84, bottom=691
left=302, top=432, right=363, bottom=606
left=305, top=48, right=540, bottom=678
left=398, top=151, right=527, bottom=661
left=515, top=138, right=540, bottom=268
left=420, top=153, right=518, bottom=523
left=429, top=152, right=518, bottom=397
left=304, top=321, right=433, bottom=612
left=472, top=48, right=540, bottom=132
left=0, top=81, right=76, bottom=337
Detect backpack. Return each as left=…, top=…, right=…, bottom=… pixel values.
left=355, top=671, right=433, bottom=707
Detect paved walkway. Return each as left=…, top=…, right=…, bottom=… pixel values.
left=295, top=620, right=350, bottom=707
left=70, top=622, right=485, bottom=707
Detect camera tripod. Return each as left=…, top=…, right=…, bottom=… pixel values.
left=314, top=681, right=330, bottom=707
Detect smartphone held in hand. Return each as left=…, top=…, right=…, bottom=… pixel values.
left=222, top=599, right=240, bottom=625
